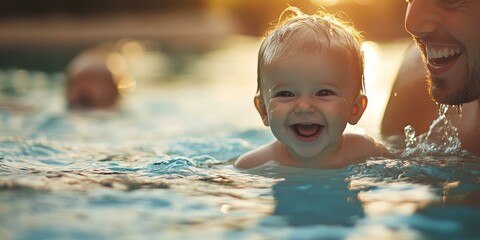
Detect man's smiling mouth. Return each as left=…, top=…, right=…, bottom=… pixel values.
left=290, top=123, right=323, bottom=141
left=425, top=46, right=463, bottom=66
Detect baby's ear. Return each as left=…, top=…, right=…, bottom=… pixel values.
left=348, top=94, right=367, bottom=125
left=254, top=96, right=269, bottom=126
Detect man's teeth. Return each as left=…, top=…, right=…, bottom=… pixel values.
left=426, top=46, right=462, bottom=59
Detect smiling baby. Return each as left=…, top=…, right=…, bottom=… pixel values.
left=234, top=7, right=388, bottom=169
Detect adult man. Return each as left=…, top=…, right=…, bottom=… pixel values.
left=381, top=0, right=480, bottom=155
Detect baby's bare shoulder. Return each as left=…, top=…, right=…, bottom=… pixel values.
left=343, top=132, right=375, bottom=143
left=234, top=141, right=279, bottom=169
left=343, top=133, right=389, bottom=157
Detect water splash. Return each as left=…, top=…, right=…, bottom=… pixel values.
left=402, top=104, right=468, bottom=158
left=147, top=155, right=198, bottom=176
left=439, top=103, right=449, bottom=115
left=404, top=125, right=417, bottom=149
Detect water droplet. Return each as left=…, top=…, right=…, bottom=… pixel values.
left=454, top=104, right=463, bottom=118
left=438, top=104, right=449, bottom=116
left=404, top=125, right=417, bottom=148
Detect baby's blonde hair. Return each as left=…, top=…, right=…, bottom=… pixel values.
left=256, top=6, right=365, bottom=98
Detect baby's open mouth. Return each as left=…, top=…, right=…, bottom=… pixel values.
left=290, top=123, right=323, bottom=140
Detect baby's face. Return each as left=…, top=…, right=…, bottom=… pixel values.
left=261, top=51, right=361, bottom=161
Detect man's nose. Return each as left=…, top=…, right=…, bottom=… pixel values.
left=294, top=97, right=315, bottom=114
left=405, top=0, right=438, bottom=38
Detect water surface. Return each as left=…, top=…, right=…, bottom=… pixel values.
left=1, top=37, right=479, bottom=240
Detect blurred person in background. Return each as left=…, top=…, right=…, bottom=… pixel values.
left=65, top=47, right=120, bottom=110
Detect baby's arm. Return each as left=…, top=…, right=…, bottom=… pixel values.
left=234, top=141, right=278, bottom=169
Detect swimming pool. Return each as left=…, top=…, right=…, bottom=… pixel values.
left=1, top=37, right=479, bottom=240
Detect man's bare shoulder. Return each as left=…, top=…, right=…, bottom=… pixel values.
left=234, top=141, right=281, bottom=169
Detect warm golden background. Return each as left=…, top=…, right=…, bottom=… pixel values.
left=0, top=0, right=408, bottom=71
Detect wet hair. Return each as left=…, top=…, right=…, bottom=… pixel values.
left=256, top=6, right=365, bottom=98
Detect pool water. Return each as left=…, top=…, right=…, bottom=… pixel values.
left=1, top=36, right=480, bottom=240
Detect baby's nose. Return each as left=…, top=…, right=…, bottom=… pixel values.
left=294, top=97, right=315, bottom=114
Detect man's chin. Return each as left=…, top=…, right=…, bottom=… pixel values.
left=428, top=83, right=478, bottom=105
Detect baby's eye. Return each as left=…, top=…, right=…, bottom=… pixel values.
left=316, top=89, right=335, bottom=96
left=274, top=91, right=295, bottom=98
